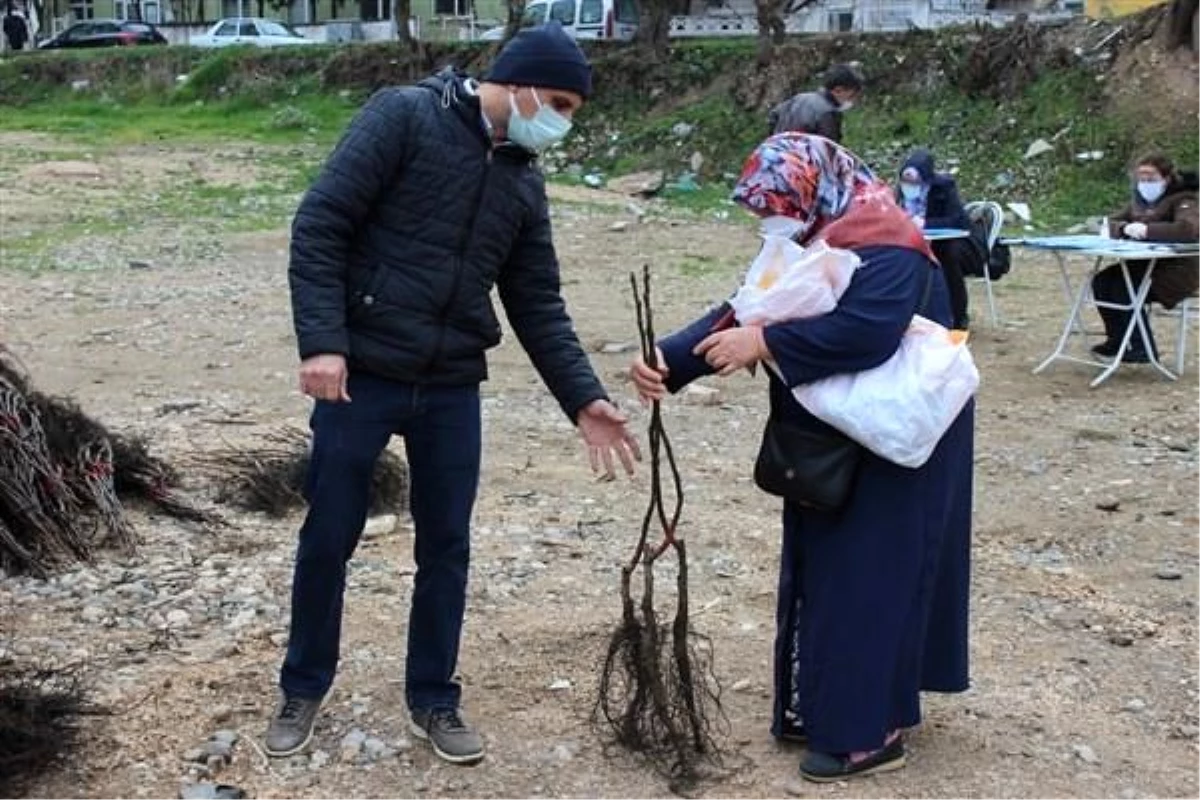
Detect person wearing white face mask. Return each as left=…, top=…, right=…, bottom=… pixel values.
left=1091, top=153, right=1199, bottom=361
left=767, top=63, right=864, bottom=142
left=272, top=21, right=641, bottom=766
left=895, top=149, right=974, bottom=330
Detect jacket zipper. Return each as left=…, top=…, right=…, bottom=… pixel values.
left=425, top=149, right=492, bottom=374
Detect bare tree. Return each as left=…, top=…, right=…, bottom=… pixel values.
left=635, top=0, right=672, bottom=55
left=1165, top=0, right=1197, bottom=51
left=502, top=0, right=524, bottom=43
left=393, top=0, right=414, bottom=44
left=755, top=0, right=818, bottom=65
left=267, top=0, right=292, bottom=21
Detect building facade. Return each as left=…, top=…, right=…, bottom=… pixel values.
left=38, top=0, right=504, bottom=32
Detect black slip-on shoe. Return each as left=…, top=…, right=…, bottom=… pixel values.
left=1122, top=348, right=1152, bottom=363
left=800, top=737, right=906, bottom=783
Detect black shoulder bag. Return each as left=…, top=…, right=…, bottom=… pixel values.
left=752, top=264, right=936, bottom=512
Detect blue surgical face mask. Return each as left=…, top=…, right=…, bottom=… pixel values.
left=900, top=182, right=923, bottom=200
left=1137, top=179, right=1167, bottom=204
left=507, top=89, right=572, bottom=153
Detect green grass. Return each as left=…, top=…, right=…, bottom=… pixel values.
left=2, top=40, right=1196, bottom=273
left=0, top=93, right=358, bottom=147
left=846, top=71, right=1129, bottom=223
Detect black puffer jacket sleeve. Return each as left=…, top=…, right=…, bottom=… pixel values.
left=498, top=196, right=608, bottom=422
left=289, top=88, right=414, bottom=360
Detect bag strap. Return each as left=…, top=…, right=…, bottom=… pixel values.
left=917, top=263, right=936, bottom=317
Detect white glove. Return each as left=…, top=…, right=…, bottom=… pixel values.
left=1124, top=222, right=1148, bottom=240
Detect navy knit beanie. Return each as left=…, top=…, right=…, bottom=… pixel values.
left=485, top=22, right=593, bottom=99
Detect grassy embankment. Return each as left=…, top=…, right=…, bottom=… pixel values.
left=0, top=37, right=1194, bottom=269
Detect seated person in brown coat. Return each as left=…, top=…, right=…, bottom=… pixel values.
left=1092, top=153, right=1199, bottom=362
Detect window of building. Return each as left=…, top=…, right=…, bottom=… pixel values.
left=359, top=0, right=393, bottom=20
left=828, top=10, right=852, bottom=30
left=433, top=0, right=472, bottom=15
left=70, top=0, right=95, bottom=20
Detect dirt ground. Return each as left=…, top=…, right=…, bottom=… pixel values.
left=0, top=135, right=1197, bottom=799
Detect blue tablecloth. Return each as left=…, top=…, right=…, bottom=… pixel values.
left=923, top=228, right=970, bottom=241
left=1008, top=234, right=1199, bottom=254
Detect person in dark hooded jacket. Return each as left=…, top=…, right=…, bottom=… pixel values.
left=1092, top=153, right=1199, bottom=362
left=3, top=7, right=29, bottom=52
left=896, top=149, right=973, bottom=329
left=268, top=23, right=640, bottom=767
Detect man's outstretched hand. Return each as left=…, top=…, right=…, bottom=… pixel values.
left=576, top=399, right=641, bottom=480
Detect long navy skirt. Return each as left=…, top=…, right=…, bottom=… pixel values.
left=770, top=400, right=974, bottom=754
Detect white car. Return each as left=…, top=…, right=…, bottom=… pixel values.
left=190, top=17, right=318, bottom=47
left=477, top=0, right=638, bottom=41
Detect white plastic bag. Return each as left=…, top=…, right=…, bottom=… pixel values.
left=730, top=237, right=860, bottom=326
left=791, top=316, right=979, bottom=468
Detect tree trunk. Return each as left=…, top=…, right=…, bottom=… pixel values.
left=1164, top=0, right=1198, bottom=51
left=394, top=0, right=414, bottom=44
left=502, top=0, right=523, bottom=44
left=635, top=0, right=671, bottom=57
left=754, top=0, right=786, bottom=66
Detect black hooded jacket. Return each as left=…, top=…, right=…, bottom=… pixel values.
left=896, top=149, right=969, bottom=230
left=288, top=69, right=606, bottom=420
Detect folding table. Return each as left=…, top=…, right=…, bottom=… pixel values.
left=1007, top=234, right=1199, bottom=387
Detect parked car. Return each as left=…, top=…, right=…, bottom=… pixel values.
left=189, top=17, right=318, bottom=48
left=478, top=0, right=638, bottom=41
left=37, top=19, right=167, bottom=49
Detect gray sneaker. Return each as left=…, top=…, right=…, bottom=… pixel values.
left=410, top=708, right=485, bottom=765
left=264, top=693, right=322, bottom=757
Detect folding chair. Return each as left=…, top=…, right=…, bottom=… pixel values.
left=964, top=200, right=1004, bottom=325
left=1154, top=294, right=1199, bottom=375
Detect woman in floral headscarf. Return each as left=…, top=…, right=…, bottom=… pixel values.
left=630, top=134, right=974, bottom=783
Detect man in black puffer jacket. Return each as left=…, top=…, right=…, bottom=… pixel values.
left=267, top=23, right=640, bottom=766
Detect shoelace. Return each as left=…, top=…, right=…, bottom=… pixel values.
left=432, top=709, right=467, bottom=731
left=279, top=697, right=308, bottom=721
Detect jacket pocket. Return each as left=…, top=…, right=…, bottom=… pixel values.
left=348, top=266, right=390, bottom=317
left=480, top=300, right=502, bottom=347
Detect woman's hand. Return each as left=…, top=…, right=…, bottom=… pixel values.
left=630, top=347, right=669, bottom=404
left=1124, top=222, right=1148, bottom=240
left=694, top=326, right=769, bottom=376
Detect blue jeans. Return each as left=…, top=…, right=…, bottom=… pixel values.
left=279, top=372, right=481, bottom=713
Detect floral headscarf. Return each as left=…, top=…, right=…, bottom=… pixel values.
left=732, top=133, right=933, bottom=259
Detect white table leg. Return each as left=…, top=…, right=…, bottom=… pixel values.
left=1034, top=255, right=1100, bottom=374
left=1091, top=258, right=1177, bottom=387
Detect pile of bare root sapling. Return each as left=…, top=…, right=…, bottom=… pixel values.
left=594, top=266, right=726, bottom=794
